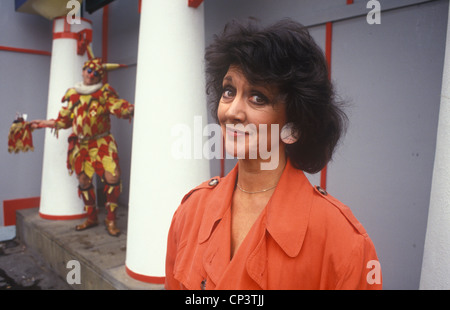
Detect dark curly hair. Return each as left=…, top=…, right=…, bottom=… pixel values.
left=205, top=19, right=347, bottom=174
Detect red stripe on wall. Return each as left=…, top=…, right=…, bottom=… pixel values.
left=220, top=137, right=225, bottom=178
left=320, top=166, right=328, bottom=190
left=321, top=22, right=333, bottom=190
left=102, top=5, right=110, bottom=83
left=0, top=45, right=51, bottom=56
left=3, top=197, right=40, bottom=226
left=325, top=22, right=333, bottom=79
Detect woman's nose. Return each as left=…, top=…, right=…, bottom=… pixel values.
left=225, top=96, right=246, bottom=123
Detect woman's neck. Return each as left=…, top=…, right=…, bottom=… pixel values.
left=236, top=154, right=287, bottom=193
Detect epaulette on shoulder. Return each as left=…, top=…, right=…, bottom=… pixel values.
left=313, top=185, right=367, bottom=236
left=181, top=177, right=220, bottom=204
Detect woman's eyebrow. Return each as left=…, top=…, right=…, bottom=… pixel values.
left=223, top=75, right=233, bottom=83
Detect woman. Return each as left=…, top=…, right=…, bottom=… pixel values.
left=165, top=19, right=381, bottom=290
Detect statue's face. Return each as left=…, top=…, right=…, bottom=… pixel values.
left=82, top=67, right=102, bottom=85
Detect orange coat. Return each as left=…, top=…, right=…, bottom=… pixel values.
left=165, top=160, right=382, bottom=290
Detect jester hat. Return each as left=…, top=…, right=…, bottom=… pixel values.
left=82, top=45, right=127, bottom=77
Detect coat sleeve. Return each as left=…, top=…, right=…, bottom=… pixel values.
left=335, top=234, right=382, bottom=290
left=164, top=183, right=212, bottom=290
left=165, top=208, right=184, bottom=290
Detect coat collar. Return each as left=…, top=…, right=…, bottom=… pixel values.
left=265, top=160, right=313, bottom=257
left=197, top=165, right=237, bottom=244
left=198, top=159, right=313, bottom=258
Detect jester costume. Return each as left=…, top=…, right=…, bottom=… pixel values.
left=54, top=57, right=133, bottom=236
left=57, top=83, right=132, bottom=178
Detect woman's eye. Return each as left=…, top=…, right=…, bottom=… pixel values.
left=87, top=68, right=93, bottom=74
left=222, top=88, right=235, bottom=99
left=250, top=94, right=267, bottom=105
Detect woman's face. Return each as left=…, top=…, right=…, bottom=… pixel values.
left=217, top=65, right=287, bottom=160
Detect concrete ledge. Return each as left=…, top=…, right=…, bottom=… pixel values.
left=16, top=207, right=163, bottom=290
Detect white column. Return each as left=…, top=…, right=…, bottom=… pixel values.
left=126, top=0, right=209, bottom=283
left=39, top=17, right=92, bottom=220
left=420, top=5, right=450, bottom=290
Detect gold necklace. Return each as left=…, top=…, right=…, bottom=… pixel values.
left=236, top=183, right=277, bottom=194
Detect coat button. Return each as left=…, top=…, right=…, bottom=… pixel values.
left=200, top=279, right=207, bottom=290
left=208, top=178, right=219, bottom=187
left=316, top=186, right=327, bottom=196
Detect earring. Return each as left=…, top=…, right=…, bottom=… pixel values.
left=280, top=123, right=299, bottom=144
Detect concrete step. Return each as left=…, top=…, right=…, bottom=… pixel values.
left=15, top=207, right=163, bottom=290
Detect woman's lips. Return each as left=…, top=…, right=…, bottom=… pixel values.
left=225, top=125, right=251, bottom=137
left=227, top=129, right=246, bottom=137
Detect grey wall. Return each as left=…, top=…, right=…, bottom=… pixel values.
left=0, top=0, right=52, bottom=224
left=103, top=0, right=140, bottom=206
left=329, top=3, right=447, bottom=290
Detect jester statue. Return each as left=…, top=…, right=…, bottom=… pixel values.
left=31, top=49, right=134, bottom=237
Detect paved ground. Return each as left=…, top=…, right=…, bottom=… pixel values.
left=12, top=207, right=162, bottom=290
left=0, top=238, right=71, bottom=290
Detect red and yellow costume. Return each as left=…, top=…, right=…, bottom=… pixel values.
left=55, top=82, right=133, bottom=179
left=53, top=57, right=133, bottom=236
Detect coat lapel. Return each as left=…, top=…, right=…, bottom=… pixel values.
left=265, top=160, right=313, bottom=258
left=197, top=160, right=313, bottom=289
left=246, top=229, right=268, bottom=289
